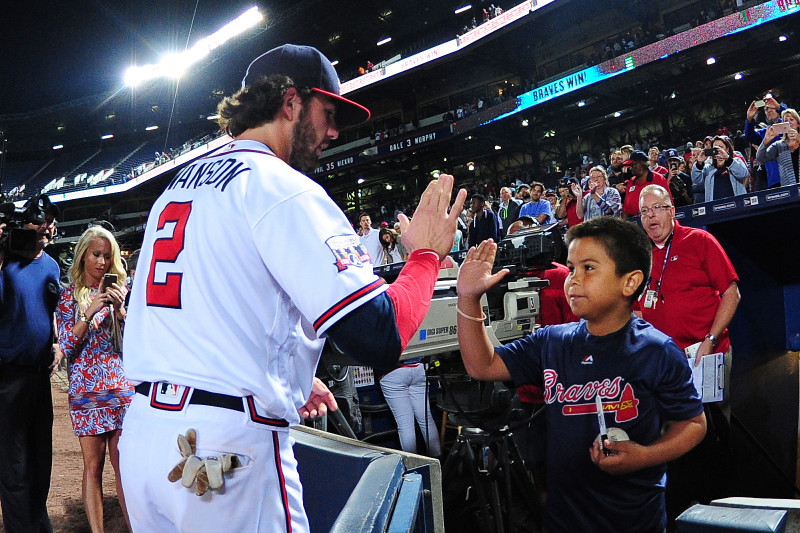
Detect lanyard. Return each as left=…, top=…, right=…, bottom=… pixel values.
left=646, top=233, right=674, bottom=301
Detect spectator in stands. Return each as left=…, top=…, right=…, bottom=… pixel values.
left=467, top=193, right=501, bottom=248
left=358, top=212, right=385, bottom=265
left=515, top=183, right=531, bottom=202
left=755, top=108, right=800, bottom=186
left=378, top=227, right=408, bottom=264
left=55, top=226, right=134, bottom=533
left=544, top=189, right=558, bottom=210
left=607, top=150, right=626, bottom=188
left=648, top=147, right=668, bottom=177
left=554, top=178, right=583, bottom=229
left=615, top=144, right=635, bottom=197
left=665, top=149, right=694, bottom=207
left=621, top=150, right=671, bottom=219
left=744, top=95, right=786, bottom=189
left=575, top=165, right=622, bottom=220
left=498, top=186, right=521, bottom=237
left=687, top=147, right=706, bottom=203
left=692, top=136, right=748, bottom=202
left=0, top=195, right=62, bottom=532
left=519, top=182, right=555, bottom=224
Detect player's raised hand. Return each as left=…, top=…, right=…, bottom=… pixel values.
left=298, top=377, right=338, bottom=419
left=399, top=174, right=467, bottom=260
left=457, top=240, right=509, bottom=299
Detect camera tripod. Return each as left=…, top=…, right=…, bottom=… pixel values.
left=442, top=415, right=543, bottom=533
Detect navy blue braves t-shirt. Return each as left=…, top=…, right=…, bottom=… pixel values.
left=496, top=316, right=703, bottom=533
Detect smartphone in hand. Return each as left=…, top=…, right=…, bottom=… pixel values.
left=103, top=273, right=118, bottom=290
left=772, top=122, right=792, bottom=135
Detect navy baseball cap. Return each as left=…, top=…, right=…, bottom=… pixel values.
left=622, top=150, right=648, bottom=166
left=664, top=148, right=681, bottom=161
left=242, top=44, right=371, bottom=126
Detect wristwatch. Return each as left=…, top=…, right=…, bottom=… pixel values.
left=704, top=333, right=718, bottom=346
left=80, top=312, right=91, bottom=326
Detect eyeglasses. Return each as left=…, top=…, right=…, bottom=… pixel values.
left=639, top=204, right=672, bottom=217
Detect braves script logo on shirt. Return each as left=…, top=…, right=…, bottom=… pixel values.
left=326, top=235, right=372, bottom=272
left=543, top=370, right=640, bottom=423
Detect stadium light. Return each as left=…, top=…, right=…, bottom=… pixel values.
left=734, top=72, right=743, bottom=80
left=101, top=134, right=114, bottom=140
left=377, top=37, right=392, bottom=46
left=124, top=6, right=264, bottom=87
left=145, top=125, right=159, bottom=131
left=577, top=100, right=586, bottom=107
left=331, top=60, right=339, bottom=66
left=706, top=56, right=716, bottom=65
left=613, top=111, right=622, bottom=118
left=52, top=144, right=64, bottom=150
left=206, top=114, right=220, bottom=120
left=779, top=34, right=788, bottom=42
left=455, top=5, right=472, bottom=14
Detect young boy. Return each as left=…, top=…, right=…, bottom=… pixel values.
left=456, top=217, right=706, bottom=533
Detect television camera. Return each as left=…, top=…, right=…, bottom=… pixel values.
left=322, top=222, right=563, bottom=431
left=0, top=194, right=58, bottom=255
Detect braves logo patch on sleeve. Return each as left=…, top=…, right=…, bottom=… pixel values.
left=326, top=234, right=371, bottom=271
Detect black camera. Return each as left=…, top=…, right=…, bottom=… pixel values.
left=0, top=194, right=58, bottom=255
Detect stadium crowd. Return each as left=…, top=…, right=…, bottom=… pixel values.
left=358, top=88, right=796, bottom=260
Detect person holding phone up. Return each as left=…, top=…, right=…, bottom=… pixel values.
left=691, top=135, right=749, bottom=202
left=756, top=108, right=800, bottom=186
left=55, top=225, right=133, bottom=532
left=744, top=94, right=786, bottom=189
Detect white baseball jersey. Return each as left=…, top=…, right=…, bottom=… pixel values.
left=123, top=139, right=386, bottom=425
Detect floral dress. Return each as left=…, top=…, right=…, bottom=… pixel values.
left=56, top=284, right=134, bottom=436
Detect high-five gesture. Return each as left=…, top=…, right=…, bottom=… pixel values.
left=400, top=174, right=467, bottom=259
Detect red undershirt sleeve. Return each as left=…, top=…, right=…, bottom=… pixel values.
left=386, top=249, right=441, bottom=350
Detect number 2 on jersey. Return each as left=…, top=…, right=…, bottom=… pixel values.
left=146, top=201, right=192, bottom=308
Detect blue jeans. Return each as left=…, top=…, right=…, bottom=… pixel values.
left=379, top=363, right=441, bottom=456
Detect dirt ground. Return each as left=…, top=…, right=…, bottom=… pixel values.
left=0, top=373, right=128, bottom=533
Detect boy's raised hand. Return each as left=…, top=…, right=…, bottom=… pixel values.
left=456, top=240, right=509, bottom=299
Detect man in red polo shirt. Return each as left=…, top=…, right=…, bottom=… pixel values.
left=635, top=184, right=740, bottom=524
left=620, top=150, right=671, bottom=219
left=635, top=184, right=739, bottom=365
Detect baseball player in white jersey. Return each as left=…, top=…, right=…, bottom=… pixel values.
left=119, top=44, right=466, bottom=532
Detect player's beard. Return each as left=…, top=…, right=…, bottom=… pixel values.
left=288, top=105, right=320, bottom=174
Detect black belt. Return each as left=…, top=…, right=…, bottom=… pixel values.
left=135, top=382, right=244, bottom=412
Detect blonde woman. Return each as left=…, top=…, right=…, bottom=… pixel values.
left=55, top=226, right=132, bottom=532
left=756, top=108, right=800, bottom=186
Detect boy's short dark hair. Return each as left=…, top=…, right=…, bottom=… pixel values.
left=565, top=218, right=652, bottom=300
left=471, top=193, right=486, bottom=203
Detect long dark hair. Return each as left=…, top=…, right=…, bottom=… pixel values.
left=711, top=135, right=735, bottom=168
left=379, top=227, right=398, bottom=254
